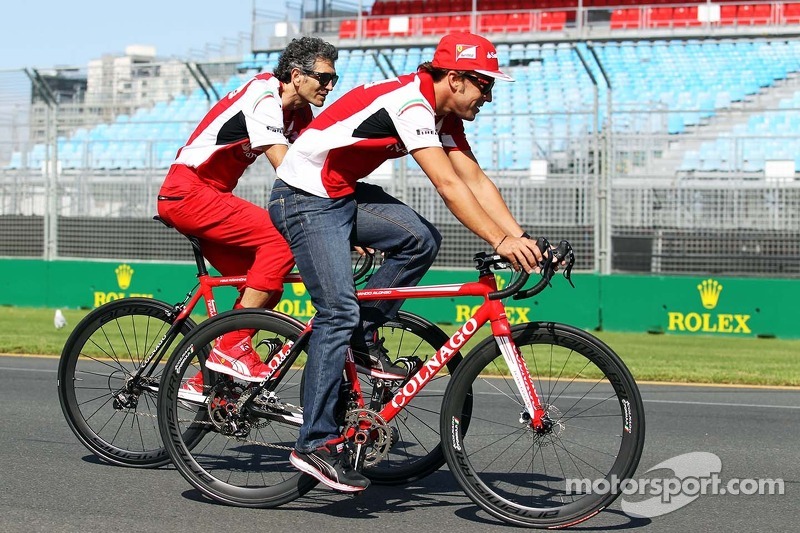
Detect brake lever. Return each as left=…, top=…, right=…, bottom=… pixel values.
left=563, top=255, right=575, bottom=287
left=555, top=240, right=576, bottom=288
left=534, top=237, right=554, bottom=286
left=541, top=255, right=556, bottom=288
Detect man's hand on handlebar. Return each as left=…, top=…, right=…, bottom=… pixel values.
left=495, top=236, right=543, bottom=273
left=353, top=245, right=375, bottom=257
left=495, top=233, right=565, bottom=274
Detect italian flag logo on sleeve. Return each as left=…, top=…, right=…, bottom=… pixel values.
left=397, top=98, right=432, bottom=117
left=253, top=90, right=277, bottom=112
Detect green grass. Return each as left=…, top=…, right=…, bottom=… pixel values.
left=590, top=331, right=800, bottom=387
left=2, top=306, right=799, bottom=387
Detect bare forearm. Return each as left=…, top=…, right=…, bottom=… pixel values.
left=468, top=177, right=524, bottom=237
left=435, top=180, right=506, bottom=248
left=449, top=149, right=525, bottom=236
left=415, top=146, right=543, bottom=272
left=262, top=143, right=289, bottom=170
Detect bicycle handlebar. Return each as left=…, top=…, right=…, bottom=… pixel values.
left=486, top=256, right=530, bottom=300
left=479, top=237, right=576, bottom=301
left=512, top=239, right=575, bottom=300
left=352, top=250, right=374, bottom=284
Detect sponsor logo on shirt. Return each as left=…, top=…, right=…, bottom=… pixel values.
left=266, top=125, right=283, bottom=134
left=387, top=142, right=408, bottom=154
left=242, top=142, right=259, bottom=159
left=364, top=78, right=401, bottom=89
left=416, top=128, right=436, bottom=136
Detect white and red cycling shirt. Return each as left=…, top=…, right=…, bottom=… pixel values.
left=276, top=70, right=471, bottom=198
left=173, top=72, right=313, bottom=193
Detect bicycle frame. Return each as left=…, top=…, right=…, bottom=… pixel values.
left=353, top=271, right=545, bottom=430
left=254, top=269, right=545, bottom=431
left=131, top=273, right=243, bottom=382
left=176, top=272, right=303, bottom=322
left=157, top=240, right=645, bottom=528
left=134, top=272, right=305, bottom=382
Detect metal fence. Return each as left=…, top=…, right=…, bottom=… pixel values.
left=1, top=45, right=799, bottom=278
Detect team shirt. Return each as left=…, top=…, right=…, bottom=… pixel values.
left=277, top=71, right=471, bottom=198
left=174, top=72, right=313, bottom=192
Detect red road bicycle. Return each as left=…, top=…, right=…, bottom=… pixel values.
left=157, top=240, right=645, bottom=528
left=56, top=218, right=447, bottom=469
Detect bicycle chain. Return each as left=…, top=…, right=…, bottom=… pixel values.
left=127, top=403, right=297, bottom=452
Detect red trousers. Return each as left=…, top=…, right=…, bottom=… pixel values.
left=157, top=165, right=294, bottom=297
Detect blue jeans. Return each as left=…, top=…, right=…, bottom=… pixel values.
left=268, top=180, right=440, bottom=451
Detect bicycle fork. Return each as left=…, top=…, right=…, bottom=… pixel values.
left=494, top=334, right=549, bottom=432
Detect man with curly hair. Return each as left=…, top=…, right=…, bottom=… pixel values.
left=157, top=37, right=338, bottom=394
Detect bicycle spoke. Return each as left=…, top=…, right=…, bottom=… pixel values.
left=59, top=299, right=195, bottom=467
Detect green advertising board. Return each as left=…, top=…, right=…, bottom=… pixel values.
left=601, top=274, right=797, bottom=338
left=0, top=258, right=797, bottom=339
left=0, top=258, right=241, bottom=311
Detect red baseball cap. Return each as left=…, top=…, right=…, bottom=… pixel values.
left=431, top=32, right=514, bottom=82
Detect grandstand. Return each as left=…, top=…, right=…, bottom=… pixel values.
left=1, top=0, right=799, bottom=277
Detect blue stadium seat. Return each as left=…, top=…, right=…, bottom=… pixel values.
left=43, top=39, right=800, bottom=173
left=6, top=152, right=23, bottom=169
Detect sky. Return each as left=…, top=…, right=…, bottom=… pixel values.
left=0, top=1, right=269, bottom=71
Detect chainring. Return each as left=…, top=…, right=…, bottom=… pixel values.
left=343, top=407, right=392, bottom=468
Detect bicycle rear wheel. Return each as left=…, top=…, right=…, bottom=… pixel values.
left=57, top=298, right=201, bottom=467
left=440, top=322, right=645, bottom=528
left=356, top=311, right=463, bottom=485
left=158, top=309, right=316, bottom=508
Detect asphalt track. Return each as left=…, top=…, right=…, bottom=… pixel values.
left=1, top=353, right=798, bottom=533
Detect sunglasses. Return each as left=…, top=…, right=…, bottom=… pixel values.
left=462, top=72, right=495, bottom=95
left=303, top=69, right=339, bottom=88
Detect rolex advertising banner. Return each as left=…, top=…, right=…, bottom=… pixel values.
left=600, top=274, right=794, bottom=338
left=0, top=259, right=797, bottom=339
left=0, top=259, right=214, bottom=310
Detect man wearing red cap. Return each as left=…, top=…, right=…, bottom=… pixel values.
left=269, top=32, right=546, bottom=492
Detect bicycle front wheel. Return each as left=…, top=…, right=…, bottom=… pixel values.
left=441, top=322, right=645, bottom=528
left=158, top=309, right=316, bottom=508
left=57, top=298, right=197, bottom=467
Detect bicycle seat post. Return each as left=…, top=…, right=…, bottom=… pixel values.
left=153, top=216, right=209, bottom=278
left=188, top=236, right=209, bottom=278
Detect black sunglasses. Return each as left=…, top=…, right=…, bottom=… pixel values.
left=462, top=72, right=495, bottom=95
left=303, top=69, right=339, bottom=88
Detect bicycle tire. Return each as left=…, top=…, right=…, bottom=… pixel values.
left=356, top=310, right=465, bottom=485
left=158, top=308, right=317, bottom=508
left=440, top=322, right=645, bottom=528
left=57, top=298, right=201, bottom=467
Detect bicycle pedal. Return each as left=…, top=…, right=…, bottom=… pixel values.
left=395, top=356, right=422, bottom=384
left=255, top=337, right=282, bottom=357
